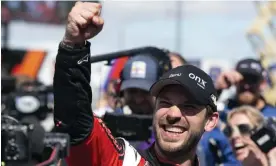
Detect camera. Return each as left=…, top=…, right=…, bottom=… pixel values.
left=251, top=117, right=276, bottom=153
left=2, top=82, right=54, bottom=121
left=103, top=113, right=153, bottom=141
left=1, top=123, right=33, bottom=162
left=1, top=115, right=70, bottom=166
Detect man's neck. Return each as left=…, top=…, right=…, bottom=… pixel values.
left=154, top=144, right=196, bottom=166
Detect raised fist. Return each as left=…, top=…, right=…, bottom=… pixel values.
left=63, top=1, right=104, bottom=45
left=215, top=70, right=243, bottom=90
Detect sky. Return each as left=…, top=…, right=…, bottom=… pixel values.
left=93, top=1, right=260, bottom=61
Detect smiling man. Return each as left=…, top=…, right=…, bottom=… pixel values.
left=146, top=65, right=219, bottom=165
left=54, top=2, right=219, bottom=166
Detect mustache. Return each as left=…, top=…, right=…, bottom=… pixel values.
left=158, top=116, right=189, bottom=129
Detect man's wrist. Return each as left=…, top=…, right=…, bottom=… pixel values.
left=61, top=38, right=87, bottom=50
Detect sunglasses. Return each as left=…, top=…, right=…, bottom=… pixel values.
left=223, top=124, right=254, bottom=137
left=242, top=75, right=262, bottom=85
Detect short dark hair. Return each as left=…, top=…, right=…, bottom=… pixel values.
left=206, top=105, right=214, bottom=118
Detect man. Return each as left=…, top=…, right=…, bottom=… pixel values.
left=94, top=54, right=159, bottom=117
left=114, top=54, right=160, bottom=115
left=95, top=47, right=169, bottom=118
left=215, top=58, right=276, bottom=121
left=53, top=2, right=219, bottom=166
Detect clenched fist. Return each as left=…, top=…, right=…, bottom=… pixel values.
left=63, top=1, right=104, bottom=46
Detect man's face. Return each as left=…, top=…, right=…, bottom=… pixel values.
left=153, top=85, right=218, bottom=157
left=124, top=88, right=154, bottom=114
left=236, top=74, right=262, bottom=105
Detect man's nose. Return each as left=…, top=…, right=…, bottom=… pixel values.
left=166, top=105, right=182, bottom=124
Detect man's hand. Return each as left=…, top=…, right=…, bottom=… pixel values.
left=63, top=1, right=104, bottom=46
left=215, top=70, right=243, bottom=90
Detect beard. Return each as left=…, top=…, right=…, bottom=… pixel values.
left=237, top=92, right=259, bottom=106
left=153, top=119, right=205, bottom=158
left=236, top=85, right=260, bottom=106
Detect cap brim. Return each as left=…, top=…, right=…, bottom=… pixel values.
left=120, top=79, right=155, bottom=91
left=150, top=78, right=197, bottom=100
left=150, top=78, right=217, bottom=111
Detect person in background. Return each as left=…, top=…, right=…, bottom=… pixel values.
left=114, top=54, right=161, bottom=115
left=224, top=105, right=276, bottom=166
left=215, top=58, right=276, bottom=122
left=94, top=79, right=118, bottom=118
left=94, top=54, right=163, bottom=117
left=169, top=52, right=187, bottom=68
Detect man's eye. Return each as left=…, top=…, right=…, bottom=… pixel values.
left=159, top=101, right=171, bottom=107
left=182, top=105, right=197, bottom=109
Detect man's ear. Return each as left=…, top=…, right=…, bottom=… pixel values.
left=204, top=112, right=219, bottom=132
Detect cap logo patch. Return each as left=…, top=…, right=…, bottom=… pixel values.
left=169, top=73, right=182, bottom=78
left=250, top=62, right=261, bottom=72
left=130, top=61, right=146, bottom=78
left=240, top=64, right=248, bottom=68
left=210, top=94, right=217, bottom=106
left=189, top=73, right=207, bottom=89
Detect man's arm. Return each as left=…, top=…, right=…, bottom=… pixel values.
left=54, top=41, right=93, bottom=145
left=53, top=1, right=103, bottom=145
left=53, top=2, right=146, bottom=166
left=54, top=41, right=126, bottom=166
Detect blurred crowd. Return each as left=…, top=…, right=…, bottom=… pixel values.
left=94, top=53, right=276, bottom=166
left=1, top=1, right=75, bottom=24
left=1, top=1, right=276, bottom=166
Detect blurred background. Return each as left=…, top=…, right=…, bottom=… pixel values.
left=1, top=1, right=275, bottom=107
left=1, top=1, right=276, bottom=166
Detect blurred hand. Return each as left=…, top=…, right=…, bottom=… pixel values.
left=267, top=147, right=276, bottom=166
left=242, top=137, right=268, bottom=166
left=215, top=70, right=243, bottom=90
left=63, top=1, right=104, bottom=45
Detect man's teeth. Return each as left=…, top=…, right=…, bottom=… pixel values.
left=165, top=126, right=184, bottom=133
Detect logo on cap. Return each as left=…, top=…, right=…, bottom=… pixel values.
left=188, top=73, right=207, bottom=89
left=250, top=62, right=262, bottom=72
left=130, top=61, right=147, bottom=78
left=169, top=73, right=182, bottom=78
